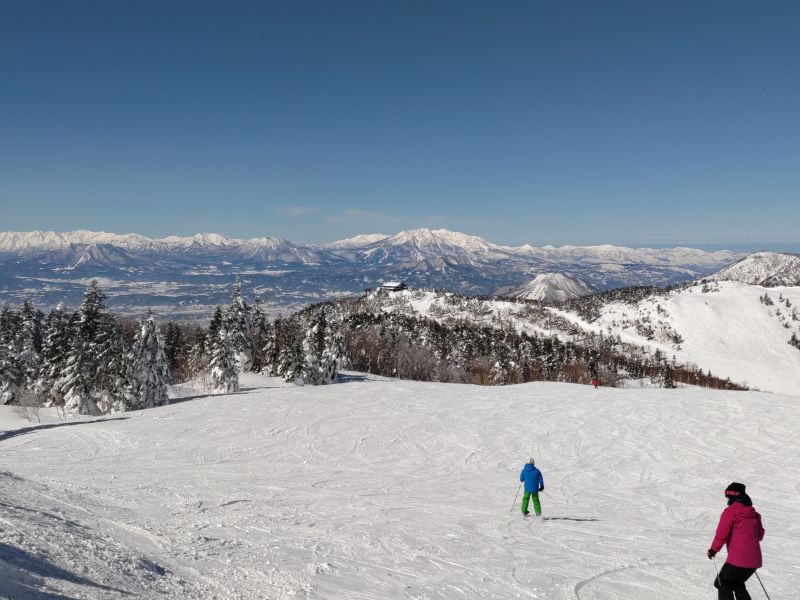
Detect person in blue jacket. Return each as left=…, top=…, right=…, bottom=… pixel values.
left=520, top=458, right=544, bottom=517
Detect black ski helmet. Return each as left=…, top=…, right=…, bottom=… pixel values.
left=725, top=482, right=746, bottom=498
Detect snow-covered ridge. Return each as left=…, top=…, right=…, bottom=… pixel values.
left=0, top=228, right=738, bottom=266
left=708, top=251, right=800, bottom=287
left=495, top=272, right=596, bottom=301
left=370, top=281, right=800, bottom=395
left=323, top=233, right=389, bottom=248
left=0, top=228, right=751, bottom=316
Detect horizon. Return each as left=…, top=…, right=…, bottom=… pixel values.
left=2, top=2, right=798, bottom=246
left=2, top=226, right=800, bottom=254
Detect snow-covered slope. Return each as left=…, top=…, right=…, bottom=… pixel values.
left=496, top=273, right=596, bottom=301
left=1, top=374, right=796, bottom=598
left=367, top=282, right=800, bottom=395
left=708, top=251, right=800, bottom=286
left=323, top=233, right=389, bottom=248
left=557, top=281, right=800, bottom=394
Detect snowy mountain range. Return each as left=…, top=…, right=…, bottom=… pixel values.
left=0, top=228, right=742, bottom=317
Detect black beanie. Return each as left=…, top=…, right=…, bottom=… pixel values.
left=725, top=482, right=746, bottom=498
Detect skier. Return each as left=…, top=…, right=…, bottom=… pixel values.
left=591, top=377, right=600, bottom=389
left=707, top=482, right=765, bottom=600
left=519, top=458, right=544, bottom=517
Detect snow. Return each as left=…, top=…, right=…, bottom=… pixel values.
left=497, top=273, right=596, bottom=302
left=1, top=373, right=797, bottom=598
left=0, top=229, right=740, bottom=274
left=585, top=282, right=800, bottom=395
left=324, top=234, right=390, bottom=248
left=709, top=251, right=800, bottom=286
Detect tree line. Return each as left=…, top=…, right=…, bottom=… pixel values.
left=1, top=281, right=743, bottom=417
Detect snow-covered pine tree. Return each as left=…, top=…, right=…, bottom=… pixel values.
left=226, top=277, right=253, bottom=372
left=188, top=335, right=208, bottom=379
left=260, top=316, right=285, bottom=376
left=0, top=307, right=21, bottom=404
left=277, top=333, right=304, bottom=383
left=94, top=314, right=133, bottom=413
left=40, top=304, right=71, bottom=406
left=206, top=307, right=224, bottom=354
left=790, top=332, right=800, bottom=351
left=0, top=340, right=19, bottom=405
left=18, top=300, right=43, bottom=393
left=209, top=327, right=239, bottom=394
left=300, top=323, right=323, bottom=385
left=162, top=321, right=183, bottom=383
left=320, top=327, right=344, bottom=383
left=249, top=297, right=271, bottom=373
left=58, top=281, right=108, bottom=414
left=127, top=310, right=169, bottom=410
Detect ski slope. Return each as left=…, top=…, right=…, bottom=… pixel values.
left=381, top=282, right=800, bottom=395
left=586, top=282, right=800, bottom=395
left=1, top=373, right=798, bottom=599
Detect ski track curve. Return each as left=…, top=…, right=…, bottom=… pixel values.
left=1, top=374, right=799, bottom=598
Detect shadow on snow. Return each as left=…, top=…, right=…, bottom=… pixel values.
left=0, top=417, right=129, bottom=444
left=0, top=542, right=133, bottom=598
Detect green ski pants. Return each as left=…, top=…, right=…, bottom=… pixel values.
left=521, top=492, right=541, bottom=516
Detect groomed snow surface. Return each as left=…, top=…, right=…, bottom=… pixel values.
left=1, top=373, right=798, bottom=599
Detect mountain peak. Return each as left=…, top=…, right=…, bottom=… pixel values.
left=496, top=272, right=596, bottom=302
left=709, top=251, right=800, bottom=287
left=326, top=233, right=389, bottom=248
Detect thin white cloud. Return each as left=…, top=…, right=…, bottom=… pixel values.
left=273, top=205, right=321, bottom=216
left=325, top=208, right=402, bottom=225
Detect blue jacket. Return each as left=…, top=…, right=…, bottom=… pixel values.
left=520, top=464, right=544, bottom=493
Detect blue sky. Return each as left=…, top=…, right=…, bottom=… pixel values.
left=1, top=1, right=798, bottom=248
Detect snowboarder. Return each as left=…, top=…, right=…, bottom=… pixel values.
left=519, top=458, right=544, bottom=517
left=707, top=482, right=765, bottom=600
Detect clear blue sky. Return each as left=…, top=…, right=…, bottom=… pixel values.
left=1, top=1, right=798, bottom=248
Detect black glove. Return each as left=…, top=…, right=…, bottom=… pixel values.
left=707, top=549, right=716, bottom=559
left=539, top=486, right=544, bottom=492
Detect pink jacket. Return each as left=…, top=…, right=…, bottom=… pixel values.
left=711, top=502, right=765, bottom=568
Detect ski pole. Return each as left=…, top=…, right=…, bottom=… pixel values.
left=755, top=572, right=772, bottom=600
left=511, top=483, right=521, bottom=513
left=711, top=556, right=721, bottom=590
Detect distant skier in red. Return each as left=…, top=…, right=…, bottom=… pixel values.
left=591, top=377, right=599, bottom=389
left=707, top=482, right=765, bottom=600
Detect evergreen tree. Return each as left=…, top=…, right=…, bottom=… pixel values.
left=260, top=317, right=283, bottom=376
left=0, top=306, right=21, bottom=404
left=206, top=307, right=225, bottom=356
left=0, top=339, right=19, bottom=405
left=320, top=327, right=344, bottom=383
left=128, top=311, right=169, bottom=410
left=226, top=278, right=252, bottom=371
left=300, top=323, right=323, bottom=384
left=94, top=314, right=131, bottom=412
left=209, top=327, right=239, bottom=393
left=57, top=281, right=107, bottom=414
left=250, top=297, right=271, bottom=372
left=18, top=300, right=43, bottom=392
left=277, top=334, right=304, bottom=383
left=40, top=305, right=71, bottom=406
left=162, top=321, right=184, bottom=383
left=789, top=332, right=800, bottom=351
left=188, top=336, right=208, bottom=379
